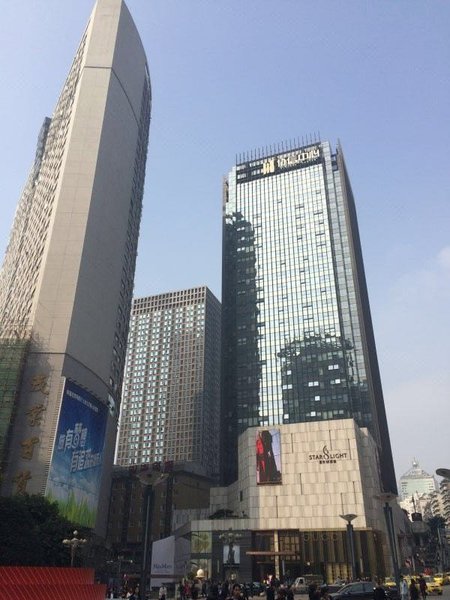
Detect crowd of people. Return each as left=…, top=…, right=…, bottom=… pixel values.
left=109, top=572, right=434, bottom=600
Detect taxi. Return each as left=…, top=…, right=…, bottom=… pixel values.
left=383, top=578, right=397, bottom=590
left=423, top=576, right=443, bottom=596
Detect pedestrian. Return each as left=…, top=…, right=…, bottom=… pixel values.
left=227, top=584, right=243, bottom=600
left=286, top=586, right=294, bottom=600
left=179, top=582, right=186, bottom=600
left=192, top=580, right=202, bottom=600
left=320, top=585, right=331, bottom=600
left=160, top=585, right=168, bottom=600
left=373, top=580, right=386, bottom=600
left=409, top=579, right=419, bottom=600
left=277, top=586, right=287, bottom=600
left=266, top=584, right=275, bottom=600
left=400, top=576, right=409, bottom=600
left=221, top=582, right=230, bottom=600
left=418, top=576, right=427, bottom=600
left=308, top=583, right=318, bottom=600
left=208, top=583, right=220, bottom=600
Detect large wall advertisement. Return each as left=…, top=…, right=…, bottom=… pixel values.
left=46, top=379, right=108, bottom=527
left=256, top=428, right=282, bottom=485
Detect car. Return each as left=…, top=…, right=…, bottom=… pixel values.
left=330, top=581, right=397, bottom=600
left=292, top=578, right=308, bottom=594
left=423, top=576, right=442, bottom=596
left=292, top=576, right=324, bottom=594
left=383, top=578, right=397, bottom=589
left=243, top=582, right=265, bottom=597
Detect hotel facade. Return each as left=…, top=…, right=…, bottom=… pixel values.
left=116, top=287, right=221, bottom=478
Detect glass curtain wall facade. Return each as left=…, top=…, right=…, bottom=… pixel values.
left=221, top=140, right=396, bottom=493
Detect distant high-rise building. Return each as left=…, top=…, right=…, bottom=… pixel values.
left=221, top=139, right=397, bottom=493
left=400, top=460, right=437, bottom=500
left=116, top=287, right=221, bottom=477
left=0, top=0, right=150, bottom=534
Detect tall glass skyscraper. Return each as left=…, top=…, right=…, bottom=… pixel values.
left=0, top=0, right=150, bottom=534
left=221, top=140, right=396, bottom=494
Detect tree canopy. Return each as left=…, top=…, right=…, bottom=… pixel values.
left=0, top=494, right=81, bottom=566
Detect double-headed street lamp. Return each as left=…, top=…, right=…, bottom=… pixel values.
left=138, top=467, right=170, bottom=600
left=339, top=514, right=357, bottom=581
left=377, top=493, right=400, bottom=589
left=62, top=530, right=87, bottom=567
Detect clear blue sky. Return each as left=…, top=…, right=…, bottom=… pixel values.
left=1, top=0, right=449, bottom=484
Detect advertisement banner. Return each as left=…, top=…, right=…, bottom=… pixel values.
left=223, top=543, right=240, bottom=565
left=256, top=428, right=282, bottom=485
left=46, top=379, right=108, bottom=527
left=151, top=535, right=175, bottom=577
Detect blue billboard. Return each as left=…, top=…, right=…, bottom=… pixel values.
left=46, top=379, right=108, bottom=527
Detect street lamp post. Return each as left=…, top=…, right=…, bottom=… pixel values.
left=62, top=530, right=87, bottom=567
left=137, top=468, right=170, bottom=600
left=436, top=468, right=450, bottom=480
left=377, top=493, right=401, bottom=590
left=436, top=469, right=450, bottom=571
left=339, top=514, right=358, bottom=581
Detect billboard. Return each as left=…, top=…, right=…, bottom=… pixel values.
left=46, top=379, right=108, bottom=527
left=223, top=543, right=240, bottom=565
left=256, top=428, right=282, bottom=485
left=151, top=535, right=175, bottom=585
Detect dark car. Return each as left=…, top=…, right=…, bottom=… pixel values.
left=243, top=582, right=264, bottom=597
left=330, top=582, right=396, bottom=600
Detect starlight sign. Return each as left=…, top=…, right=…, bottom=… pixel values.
left=308, top=445, right=348, bottom=465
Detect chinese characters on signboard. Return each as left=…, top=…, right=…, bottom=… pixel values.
left=46, top=379, right=107, bottom=527
left=261, top=146, right=320, bottom=175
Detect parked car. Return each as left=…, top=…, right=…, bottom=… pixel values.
left=292, top=576, right=324, bottom=594
left=330, top=581, right=397, bottom=600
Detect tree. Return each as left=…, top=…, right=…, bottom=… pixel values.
left=426, top=515, right=446, bottom=537
left=0, top=494, right=80, bottom=566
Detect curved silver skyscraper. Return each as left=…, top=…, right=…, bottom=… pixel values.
left=0, top=0, right=150, bottom=534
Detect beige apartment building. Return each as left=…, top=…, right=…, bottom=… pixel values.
left=116, top=287, right=221, bottom=479
left=0, top=0, right=150, bottom=536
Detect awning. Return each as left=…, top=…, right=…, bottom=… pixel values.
left=246, top=551, right=299, bottom=556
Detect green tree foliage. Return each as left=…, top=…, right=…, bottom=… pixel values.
left=0, top=494, right=80, bottom=566
left=426, top=515, right=446, bottom=537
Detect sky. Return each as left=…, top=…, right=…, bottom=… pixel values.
left=0, top=0, right=449, bottom=485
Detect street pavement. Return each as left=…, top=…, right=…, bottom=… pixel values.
left=104, top=588, right=450, bottom=600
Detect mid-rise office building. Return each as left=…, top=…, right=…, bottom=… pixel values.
left=221, top=139, right=396, bottom=494
left=116, top=287, right=221, bottom=478
left=0, top=0, right=150, bottom=534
